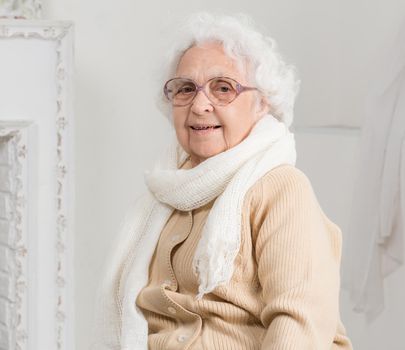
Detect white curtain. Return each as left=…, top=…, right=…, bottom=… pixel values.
left=341, top=19, right=405, bottom=322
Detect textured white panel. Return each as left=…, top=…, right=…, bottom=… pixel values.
left=0, top=128, right=28, bottom=350
left=0, top=299, right=9, bottom=325
left=0, top=167, right=10, bottom=192
left=0, top=325, right=11, bottom=350
left=0, top=220, right=10, bottom=245
left=0, top=245, right=11, bottom=273
left=0, top=272, right=13, bottom=301
left=0, top=193, right=10, bottom=220
left=0, top=140, right=10, bottom=165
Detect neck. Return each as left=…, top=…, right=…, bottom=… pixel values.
left=189, top=155, right=205, bottom=168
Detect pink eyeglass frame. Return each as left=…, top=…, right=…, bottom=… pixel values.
left=163, top=76, right=259, bottom=106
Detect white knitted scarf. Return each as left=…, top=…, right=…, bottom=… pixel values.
left=90, top=114, right=297, bottom=350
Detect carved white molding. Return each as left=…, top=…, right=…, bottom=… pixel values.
left=0, top=20, right=74, bottom=350
left=0, top=0, right=42, bottom=20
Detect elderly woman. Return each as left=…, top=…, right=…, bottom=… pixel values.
left=91, top=12, right=353, bottom=350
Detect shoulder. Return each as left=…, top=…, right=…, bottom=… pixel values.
left=262, top=163, right=312, bottom=187
left=246, top=163, right=316, bottom=207
left=245, top=164, right=322, bottom=233
left=244, top=164, right=343, bottom=263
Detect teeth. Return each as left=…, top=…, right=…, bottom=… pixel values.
left=192, top=125, right=219, bottom=130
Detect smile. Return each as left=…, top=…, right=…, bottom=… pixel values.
left=190, top=125, right=221, bottom=130
left=189, top=125, right=222, bottom=135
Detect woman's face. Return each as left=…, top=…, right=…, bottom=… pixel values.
left=172, top=41, right=268, bottom=167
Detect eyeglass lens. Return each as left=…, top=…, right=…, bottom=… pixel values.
left=165, top=77, right=238, bottom=106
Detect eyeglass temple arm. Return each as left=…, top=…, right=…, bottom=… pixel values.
left=238, top=85, right=259, bottom=93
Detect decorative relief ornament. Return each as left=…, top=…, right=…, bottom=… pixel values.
left=0, top=0, right=42, bottom=19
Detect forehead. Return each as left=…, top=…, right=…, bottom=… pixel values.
left=175, top=42, right=247, bottom=82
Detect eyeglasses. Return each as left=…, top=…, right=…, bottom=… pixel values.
left=163, top=76, right=258, bottom=107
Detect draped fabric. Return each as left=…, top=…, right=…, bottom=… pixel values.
left=341, top=19, right=405, bottom=321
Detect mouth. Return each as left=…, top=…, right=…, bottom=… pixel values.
left=190, top=125, right=222, bottom=130
left=189, top=124, right=222, bottom=136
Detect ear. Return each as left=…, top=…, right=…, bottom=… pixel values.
left=255, top=94, right=270, bottom=119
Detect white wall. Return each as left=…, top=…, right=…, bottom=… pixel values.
left=294, top=127, right=405, bottom=350
left=40, top=1, right=405, bottom=349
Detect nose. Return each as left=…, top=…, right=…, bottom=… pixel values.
left=190, top=88, right=214, bottom=114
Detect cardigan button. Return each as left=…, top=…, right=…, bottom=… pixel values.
left=177, top=334, right=188, bottom=343
left=167, top=306, right=177, bottom=314
left=170, top=234, right=180, bottom=242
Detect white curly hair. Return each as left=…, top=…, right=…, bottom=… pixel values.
left=156, top=11, right=300, bottom=128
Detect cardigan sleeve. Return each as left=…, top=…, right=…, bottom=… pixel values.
left=253, top=165, right=342, bottom=350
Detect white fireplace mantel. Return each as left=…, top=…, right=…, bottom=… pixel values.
left=0, top=20, right=74, bottom=350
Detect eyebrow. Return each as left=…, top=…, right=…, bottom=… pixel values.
left=176, top=72, right=230, bottom=81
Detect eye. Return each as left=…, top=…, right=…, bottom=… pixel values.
left=218, top=85, right=231, bottom=92
left=211, top=80, right=234, bottom=94
left=176, top=84, right=196, bottom=95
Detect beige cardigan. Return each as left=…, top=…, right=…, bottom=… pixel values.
left=135, top=159, right=353, bottom=349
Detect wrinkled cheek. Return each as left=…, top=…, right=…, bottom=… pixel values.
left=220, top=127, right=231, bottom=151
left=174, top=128, right=190, bottom=151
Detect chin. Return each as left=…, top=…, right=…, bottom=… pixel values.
left=193, top=148, right=223, bottom=161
